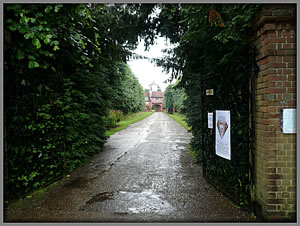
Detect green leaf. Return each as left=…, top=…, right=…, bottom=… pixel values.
left=79, top=39, right=86, bottom=49
left=50, top=40, right=59, bottom=46
left=32, top=38, right=41, bottom=48
left=38, top=25, right=44, bottom=31
left=20, top=16, right=26, bottom=24
left=36, top=12, right=44, bottom=18
left=74, top=33, right=81, bottom=40
left=33, top=182, right=40, bottom=188
left=38, top=32, right=46, bottom=40
left=45, top=6, right=52, bottom=14
left=8, top=24, right=17, bottom=31
left=55, top=5, right=62, bottom=12
left=6, top=4, right=21, bottom=11
left=24, top=32, right=34, bottom=39
left=28, top=55, right=36, bottom=60
left=53, top=46, right=60, bottom=51
left=28, top=61, right=40, bottom=69
left=19, top=26, right=28, bottom=34
left=21, top=79, right=26, bottom=86
left=44, top=38, right=50, bottom=44
left=30, top=18, right=36, bottom=23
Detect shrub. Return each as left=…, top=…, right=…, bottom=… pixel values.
left=104, top=110, right=124, bottom=129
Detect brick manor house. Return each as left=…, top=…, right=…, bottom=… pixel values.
left=144, top=81, right=163, bottom=112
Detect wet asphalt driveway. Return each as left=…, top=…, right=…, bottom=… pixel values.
left=5, top=112, right=253, bottom=222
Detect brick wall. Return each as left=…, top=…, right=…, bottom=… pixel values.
left=250, top=4, right=296, bottom=221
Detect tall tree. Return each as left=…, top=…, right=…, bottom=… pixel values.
left=112, top=63, right=145, bottom=114
left=163, top=83, right=186, bottom=113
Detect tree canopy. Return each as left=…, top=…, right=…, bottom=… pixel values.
left=163, top=83, right=186, bottom=113
left=112, top=63, right=145, bottom=114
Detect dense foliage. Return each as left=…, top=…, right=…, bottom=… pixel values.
left=155, top=4, right=260, bottom=207
left=104, top=63, right=145, bottom=128
left=4, top=3, right=155, bottom=202
left=111, top=63, right=145, bottom=114
left=163, top=83, right=186, bottom=113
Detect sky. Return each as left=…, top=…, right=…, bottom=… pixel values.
left=127, top=36, right=176, bottom=92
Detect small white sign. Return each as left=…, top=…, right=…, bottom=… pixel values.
left=206, top=89, right=214, bottom=96
left=282, top=109, right=296, bottom=134
left=215, top=110, right=231, bottom=160
left=208, top=112, right=213, bottom=129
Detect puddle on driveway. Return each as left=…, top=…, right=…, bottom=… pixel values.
left=80, top=190, right=174, bottom=215
left=86, top=192, right=115, bottom=204
left=171, top=143, right=187, bottom=151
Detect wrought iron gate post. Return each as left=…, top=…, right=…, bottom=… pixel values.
left=201, top=77, right=206, bottom=177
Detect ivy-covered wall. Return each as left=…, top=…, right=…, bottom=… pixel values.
left=250, top=4, right=296, bottom=221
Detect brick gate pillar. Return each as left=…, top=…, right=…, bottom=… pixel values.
left=250, top=4, right=296, bottom=221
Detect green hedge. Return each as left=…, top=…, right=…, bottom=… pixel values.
left=4, top=3, right=155, bottom=202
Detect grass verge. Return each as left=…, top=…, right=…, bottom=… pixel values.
left=165, top=112, right=191, bottom=131
left=105, top=111, right=153, bottom=136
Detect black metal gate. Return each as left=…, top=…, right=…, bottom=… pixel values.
left=199, top=69, right=253, bottom=208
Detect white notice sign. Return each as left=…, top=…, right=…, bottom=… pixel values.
left=215, top=110, right=231, bottom=160
left=208, top=112, right=213, bottom=129
left=206, top=89, right=214, bottom=95
left=282, top=109, right=296, bottom=134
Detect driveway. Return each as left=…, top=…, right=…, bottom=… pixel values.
left=5, top=112, right=253, bottom=222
